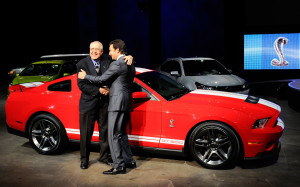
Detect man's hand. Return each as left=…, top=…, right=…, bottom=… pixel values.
left=123, top=55, right=133, bottom=65
left=78, top=69, right=87, bottom=79
left=99, top=87, right=109, bottom=95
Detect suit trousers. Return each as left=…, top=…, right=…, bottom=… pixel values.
left=98, top=102, right=110, bottom=162
left=79, top=102, right=109, bottom=163
left=108, top=111, right=134, bottom=169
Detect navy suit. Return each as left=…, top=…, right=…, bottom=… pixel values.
left=85, top=56, right=136, bottom=168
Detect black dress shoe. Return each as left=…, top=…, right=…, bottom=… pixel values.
left=103, top=167, right=126, bottom=175
left=80, top=162, right=88, bottom=169
left=125, top=161, right=136, bottom=168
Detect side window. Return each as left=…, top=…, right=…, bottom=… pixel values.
left=132, top=82, right=143, bottom=92
left=132, top=82, right=157, bottom=101
left=61, top=62, right=77, bottom=75
left=48, top=80, right=71, bottom=92
left=160, top=61, right=181, bottom=74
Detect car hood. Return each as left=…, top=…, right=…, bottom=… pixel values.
left=187, top=75, right=245, bottom=86
left=12, top=76, right=55, bottom=85
left=173, top=89, right=280, bottom=116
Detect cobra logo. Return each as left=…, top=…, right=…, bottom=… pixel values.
left=271, top=37, right=289, bottom=66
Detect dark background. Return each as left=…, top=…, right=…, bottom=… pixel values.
left=2, top=0, right=300, bottom=86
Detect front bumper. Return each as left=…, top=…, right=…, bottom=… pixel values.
left=244, top=117, right=284, bottom=159
left=245, top=141, right=281, bottom=160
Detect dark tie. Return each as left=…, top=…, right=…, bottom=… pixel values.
left=95, top=64, right=100, bottom=73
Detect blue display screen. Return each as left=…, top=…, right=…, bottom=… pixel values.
left=244, top=33, right=300, bottom=70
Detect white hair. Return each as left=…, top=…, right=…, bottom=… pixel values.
left=90, top=41, right=103, bottom=50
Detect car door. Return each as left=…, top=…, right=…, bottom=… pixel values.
left=129, top=81, right=162, bottom=148
left=46, top=78, right=81, bottom=140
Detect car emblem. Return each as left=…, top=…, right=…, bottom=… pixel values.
left=170, top=119, right=174, bottom=128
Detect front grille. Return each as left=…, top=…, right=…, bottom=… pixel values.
left=215, top=85, right=247, bottom=92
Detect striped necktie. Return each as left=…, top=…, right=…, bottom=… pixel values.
left=95, top=62, right=100, bottom=73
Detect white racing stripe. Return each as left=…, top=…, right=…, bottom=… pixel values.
left=190, top=89, right=281, bottom=112
left=191, top=89, right=248, bottom=100
left=276, top=117, right=284, bottom=129
left=135, top=67, right=153, bottom=73
left=66, top=128, right=99, bottom=137
left=160, top=138, right=185, bottom=145
left=128, top=135, right=160, bottom=143
left=259, top=98, right=281, bottom=112
left=65, top=128, right=184, bottom=145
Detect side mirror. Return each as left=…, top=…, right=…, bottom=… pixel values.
left=16, top=73, right=19, bottom=77
left=132, top=91, right=150, bottom=103
left=170, top=71, right=180, bottom=77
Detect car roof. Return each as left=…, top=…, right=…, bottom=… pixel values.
left=135, top=67, right=153, bottom=74
left=166, top=57, right=215, bottom=61
left=40, top=54, right=89, bottom=59
left=40, top=54, right=89, bottom=62
left=32, top=60, right=66, bottom=65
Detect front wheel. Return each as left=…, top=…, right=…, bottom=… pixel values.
left=28, top=114, right=68, bottom=154
left=189, top=122, right=240, bottom=169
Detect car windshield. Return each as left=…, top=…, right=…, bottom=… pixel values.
left=19, top=64, right=61, bottom=76
left=136, top=71, right=190, bottom=101
left=182, top=59, right=230, bottom=76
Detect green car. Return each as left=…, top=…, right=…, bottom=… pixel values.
left=9, top=60, right=77, bottom=93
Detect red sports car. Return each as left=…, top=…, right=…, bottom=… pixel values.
left=5, top=68, right=284, bottom=169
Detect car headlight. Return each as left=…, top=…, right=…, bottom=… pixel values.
left=242, top=82, right=249, bottom=90
left=195, top=82, right=215, bottom=90
left=252, top=118, right=269, bottom=129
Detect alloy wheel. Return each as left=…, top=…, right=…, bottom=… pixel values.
left=31, top=119, right=59, bottom=152
left=194, top=127, right=232, bottom=165
left=189, top=122, right=240, bottom=169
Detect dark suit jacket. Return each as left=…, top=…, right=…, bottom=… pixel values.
left=84, top=56, right=136, bottom=112
left=76, top=55, right=112, bottom=114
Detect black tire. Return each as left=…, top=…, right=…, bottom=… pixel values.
left=189, top=122, right=240, bottom=169
left=28, top=114, right=68, bottom=154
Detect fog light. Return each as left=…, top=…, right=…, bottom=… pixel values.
left=248, top=142, right=262, bottom=145
left=252, top=118, right=269, bottom=129
left=242, top=82, right=249, bottom=90
left=266, top=141, right=275, bottom=151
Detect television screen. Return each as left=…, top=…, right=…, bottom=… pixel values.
left=244, top=33, right=300, bottom=70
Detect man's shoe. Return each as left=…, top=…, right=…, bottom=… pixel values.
left=125, top=161, right=136, bottom=168
left=103, top=167, right=126, bottom=175
left=80, top=162, right=88, bottom=169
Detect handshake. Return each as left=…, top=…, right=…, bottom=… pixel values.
left=78, top=69, right=109, bottom=96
